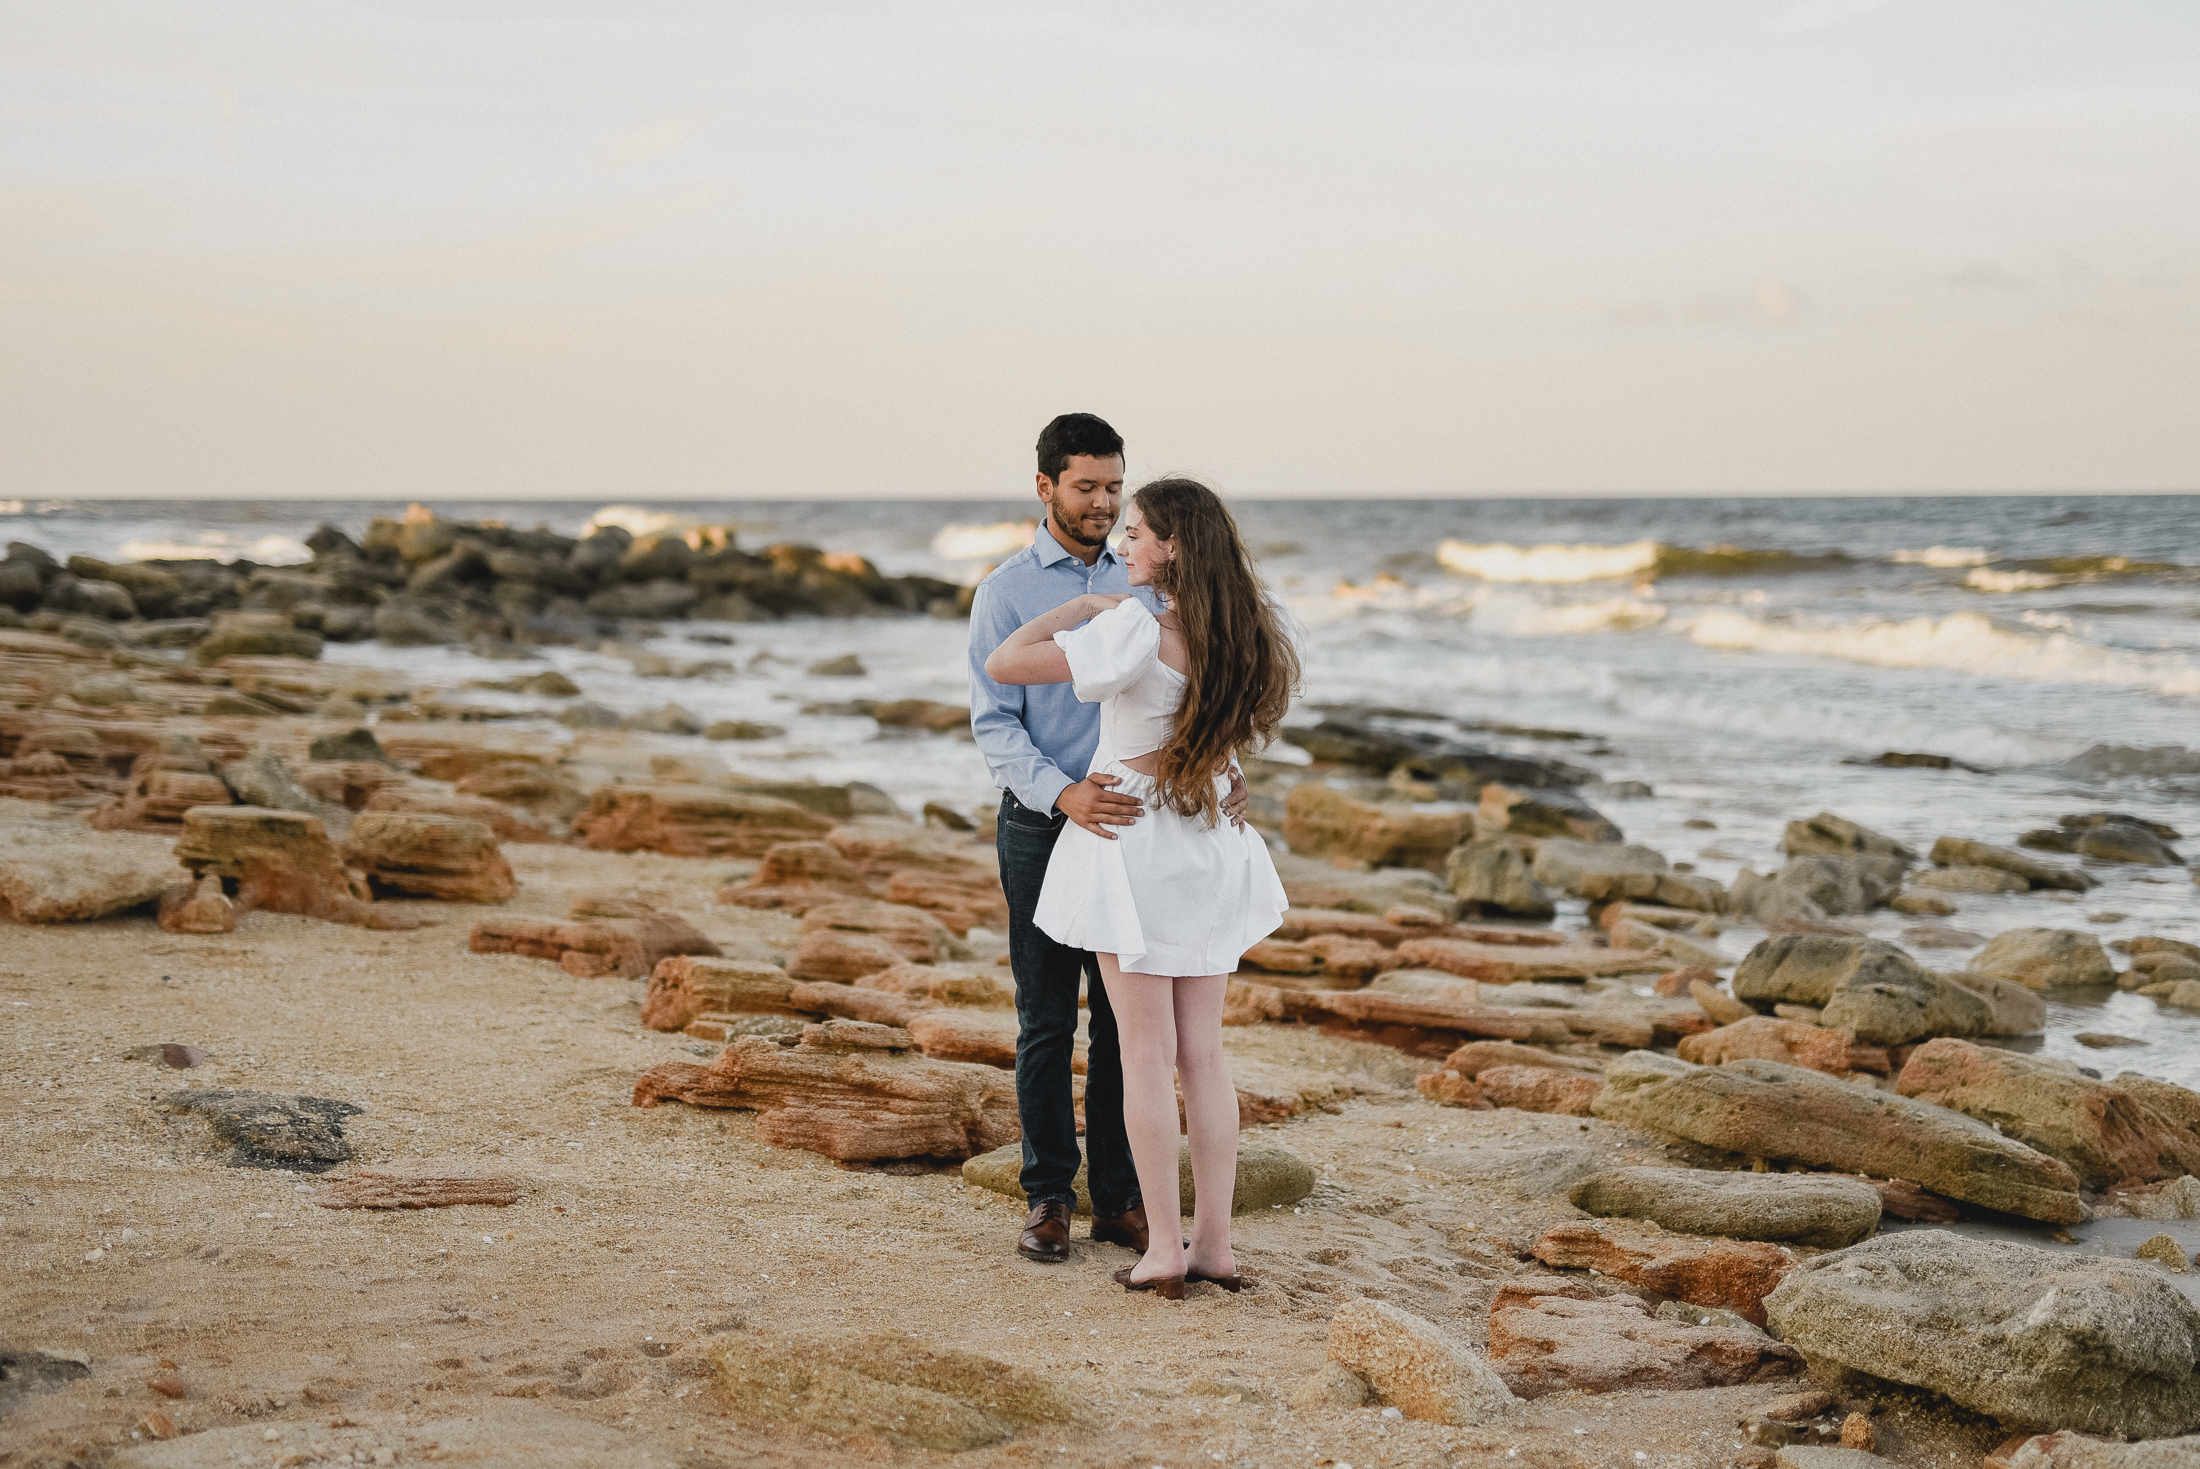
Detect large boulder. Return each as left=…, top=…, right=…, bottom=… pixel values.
left=1731, top=934, right=1991, bottom=1046
left=1944, top=970, right=2049, bottom=1035
left=1929, top=836, right=2097, bottom=892
left=1590, top=1051, right=2084, bottom=1224
left=1727, top=868, right=1833, bottom=926
left=1445, top=838, right=1555, bottom=919
left=1676, top=1016, right=1890, bottom=1080
left=220, top=745, right=355, bottom=837
left=173, top=805, right=381, bottom=927
left=1970, top=928, right=2118, bottom=989
left=1476, top=781, right=1621, bottom=843
left=1763, top=1231, right=2200, bottom=1440
left=1487, top=1279, right=1800, bottom=1398
left=1774, top=854, right=1892, bottom=916
left=1567, top=1167, right=1882, bottom=1249
left=1893, top=1038, right=2200, bottom=1190
left=1530, top=838, right=1668, bottom=895
left=1326, top=1300, right=1515, bottom=1426
left=191, top=610, right=323, bottom=663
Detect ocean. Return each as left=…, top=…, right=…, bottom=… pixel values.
left=10, top=493, right=2199, bottom=1080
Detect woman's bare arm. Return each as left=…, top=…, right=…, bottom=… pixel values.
left=983, top=593, right=1128, bottom=685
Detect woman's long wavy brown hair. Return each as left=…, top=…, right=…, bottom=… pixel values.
left=1136, top=477, right=1301, bottom=825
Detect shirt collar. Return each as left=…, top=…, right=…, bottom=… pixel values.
left=1033, top=516, right=1118, bottom=570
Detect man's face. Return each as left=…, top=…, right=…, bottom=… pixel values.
left=1036, top=454, right=1124, bottom=549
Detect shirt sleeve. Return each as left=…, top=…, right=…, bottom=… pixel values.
left=966, top=575, right=1076, bottom=814
left=1054, top=600, right=1162, bottom=704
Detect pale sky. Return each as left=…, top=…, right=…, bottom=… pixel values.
left=3, top=0, right=2196, bottom=499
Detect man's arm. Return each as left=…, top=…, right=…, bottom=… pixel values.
left=968, top=577, right=1076, bottom=815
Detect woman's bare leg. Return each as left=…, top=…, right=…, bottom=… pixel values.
left=1097, top=953, right=1186, bottom=1282
left=1172, top=973, right=1237, bottom=1279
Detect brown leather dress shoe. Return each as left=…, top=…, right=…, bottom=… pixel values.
left=1089, top=1205, right=1151, bottom=1254
left=1018, top=1199, right=1073, bottom=1263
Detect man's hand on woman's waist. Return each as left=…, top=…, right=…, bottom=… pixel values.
left=1056, top=773, right=1144, bottom=839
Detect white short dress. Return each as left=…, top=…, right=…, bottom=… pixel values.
left=1032, top=600, right=1288, bottom=977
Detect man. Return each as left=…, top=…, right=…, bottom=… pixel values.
left=967, top=412, right=1245, bottom=1264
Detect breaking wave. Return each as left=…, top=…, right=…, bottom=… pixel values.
left=1435, top=538, right=1850, bottom=583
left=1689, top=609, right=2200, bottom=696
left=1474, top=594, right=1668, bottom=636
left=931, top=520, right=1036, bottom=560
left=1893, top=546, right=1990, bottom=568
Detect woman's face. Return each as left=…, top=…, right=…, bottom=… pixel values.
left=1119, top=502, right=1175, bottom=588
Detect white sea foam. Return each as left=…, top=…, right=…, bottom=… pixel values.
left=1436, top=538, right=1660, bottom=583
left=1965, top=567, right=2063, bottom=593
left=585, top=504, right=693, bottom=538
left=930, top=520, right=1035, bottom=560
left=1689, top=609, right=2200, bottom=695
left=117, top=534, right=310, bottom=564
left=1893, top=546, right=1990, bottom=568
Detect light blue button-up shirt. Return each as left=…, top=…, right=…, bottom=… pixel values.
left=967, top=519, right=1158, bottom=813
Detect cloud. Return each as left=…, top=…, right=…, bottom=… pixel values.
left=1764, top=0, right=1909, bottom=34
left=590, top=115, right=707, bottom=172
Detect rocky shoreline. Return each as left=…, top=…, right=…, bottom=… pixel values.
left=5, top=513, right=2200, bottom=1468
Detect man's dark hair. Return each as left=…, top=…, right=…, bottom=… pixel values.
left=1035, top=413, right=1124, bottom=483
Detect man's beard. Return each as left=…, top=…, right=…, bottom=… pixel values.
left=1051, top=504, right=1114, bottom=548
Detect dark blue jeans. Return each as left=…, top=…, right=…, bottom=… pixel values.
left=996, top=790, right=1139, bottom=1219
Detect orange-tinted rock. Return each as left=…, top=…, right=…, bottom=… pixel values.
left=173, top=805, right=383, bottom=927
left=1302, top=933, right=1392, bottom=980
left=573, top=783, right=833, bottom=858
left=1677, top=1015, right=1891, bottom=1078
left=1224, top=978, right=1568, bottom=1058
left=397, top=742, right=556, bottom=783
left=1826, top=1174, right=1962, bottom=1224
left=1244, top=938, right=1323, bottom=974
left=157, top=875, right=235, bottom=934
left=1894, top=1036, right=2200, bottom=1191
left=1272, top=907, right=1422, bottom=946
left=904, top=1008, right=1035, bottom=1070
left=341, top=811, right=515, bottom=903
left=1393, top=937, right=1668, bottom=983
left=298, top=758, right=403, bottom=812
left=1282, top=784, right=1471, bottom=872
left=93, top=737, right=232, bottom=835
left=1416, top=1071, right=1489, bottom=1109
left=1529, top=1220, right=1794, bottom=1327
left=1438, top=1040, right=1605, bottom=1079
left=315, top=1170, right=522, bottom=1209
left=787, top=929, right=905, bottom=983
left=1655, top=965, right=1719, bottom=998
left=790, top=980, right=923, bottom=1028
left=882, top=868, right=1008, bottom=936
left=799, top=899, right=958, bottom=964
left=718, top=840, right=875, bottom=913
left=856, top=963, right=1014, bottom=1009
left=631, top=1028, right=1020, bottom=1161
left=825, top=819, right=986, bottom=883
left=473, top=896, right=721, bottom=980
left=640, top=955, right=793, bottom=1030
left=1487, top=1280, right=1800, bottom=1399
left=1478, top=1065, right=1603, bottom=1116
left=362, top=787, right=552, bottom=843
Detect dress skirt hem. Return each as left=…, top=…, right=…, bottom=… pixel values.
left=1032, top=757, right=1287, bottom=977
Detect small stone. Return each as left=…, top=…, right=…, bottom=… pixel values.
left=136, top=1410, right=178, bottom=1440
left=82, top=1247, right=105, bottom=1262
left=2075, top=1032, right=2145, bottom=1049
left=808, top=654, right=866, bottom=677
left=1326, top=1299, right=1515, bottom=1425
left=1761, top=1390, right=1835, bottom=1421
left=705, top=720, right=786, bottom=741
left=1838, top=1413, right=1874, bottom=1452
left=146, top=1371, right=186, bottom=1398
left=2136, top=1233, right=2189, bottom=1272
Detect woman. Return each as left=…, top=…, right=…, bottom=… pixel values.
left=984, top=477, right=1300, bottom=1298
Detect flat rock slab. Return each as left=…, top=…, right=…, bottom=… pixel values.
left=315, top=1169, right=522, bottom=1209
left=1764, top=1230, right=2200, bottom=1441
left=1568, top=1167, right=1882, bottom=1249
left=1591, top=1051, right=2084, bottom=1224
left=0, top=801, right=182, bottom=921
left=708, top=1328, right=1087, bottom=1451
left=1530, top=1219, right=1794, bottom=1326
left=1998, top=1431, right=2200, bottom=1467
left=158, top=1089, right=362, bottom=1172
left=105, top=1402, right=679, bottom=1468
left=1487, top=1281, right=1800, bottom=1398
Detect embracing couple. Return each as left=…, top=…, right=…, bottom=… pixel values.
left=967, top=413, right=1299, bottom=1299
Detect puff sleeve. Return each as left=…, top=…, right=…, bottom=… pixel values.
left=1053, top=599, right=1161, bottom=704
